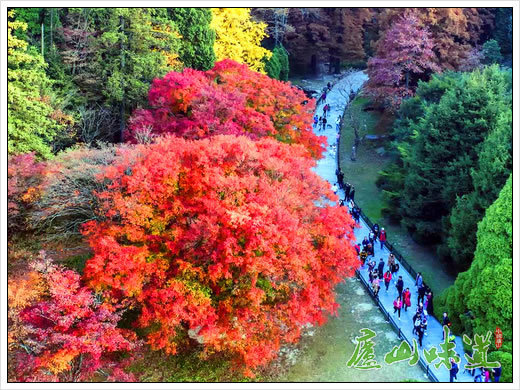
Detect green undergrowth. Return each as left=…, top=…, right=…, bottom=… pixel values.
left=339, top=95, right=454, bottom=297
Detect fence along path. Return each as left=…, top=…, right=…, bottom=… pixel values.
left=311, top=71, right=475, bottom=383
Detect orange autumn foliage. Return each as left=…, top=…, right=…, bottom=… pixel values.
left=83, top=135, right=359, bottom=372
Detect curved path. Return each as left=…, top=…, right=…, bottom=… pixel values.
left=311, top=71, right=475, bottom=383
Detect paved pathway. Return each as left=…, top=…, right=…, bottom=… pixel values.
left=311, top=72, right=477, bottom=383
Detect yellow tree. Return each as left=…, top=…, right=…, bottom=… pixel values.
left=211, top=8, right=272, bottom=73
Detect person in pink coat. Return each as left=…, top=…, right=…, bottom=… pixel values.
left=393, top=296, right=402, bottom=319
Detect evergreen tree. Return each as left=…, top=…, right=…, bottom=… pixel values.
left=492, top=8, right=513, bottom=55
left=8, top=10, right=67, bottom=158
left=441, top=108, right=512, bottom=269
left=265, top=45, right=289, bottom=80
left=481, top=39, right=503, bottom=65
left=400, top=66, right=509, bottom=244
left=167, top=8, right=216, bottom=70
left=436, top=174, right=512, bottom=382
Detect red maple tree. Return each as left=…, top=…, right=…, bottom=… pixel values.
left=83, top=135, right=359, bottom=374
left=126, top=59, right=325, bottom=159
left=366, top=10, right=440, bottom=109
left=8, top=251, right=138, bottom=382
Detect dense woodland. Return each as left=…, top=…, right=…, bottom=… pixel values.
left=7, top=7, right=513, bottom=382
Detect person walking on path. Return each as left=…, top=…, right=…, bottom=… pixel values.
left=372, top=276, right=380, bottom=297
left=421, top=314, right=428, bottom=336
left=393, top=297, right=402, bottom=319
left=349, top=186, right=355, bottom=202
left=367, top=243, right=374, bottom=258
left=425, top=291, right=434, bottom=315
left=390, top=261, right=400, bottom=276
left=387, top=253, right=395, bottom=270
left=362, top=236, right=369, bottom=248
left=442, top=312, right=451, bottom=338
left=417, top=320, right=426, bottom=348
left=332, top=183, right=338, bottom=194
left=336, top=115, right=341, bottom=131
left=383, top=270, right=392, bottom=292
left=368, top=230, right=375, bottom=246
left=377, top=258, right=385, bottom=279
left=415, top=272, right=423, bottom=288
left=417, top=284, right=426, bottom=305
left=379, top=228, right=386, bottom=249
left=449, top=358, right=459, bottom=382
left=395, top=276, right=404, bottom=300
left=492, top=366, right=502, bottom=382
left=321, top=116, right=327, bottom=130
left=413, top=311, right=421, bottom=335
left=313, top=115, right=318, bottom=128
left=372, top=223, right=380, bottom=243
left=344, top=183, right=351, bottom=202
left=403, top=288, right=411, bottom=311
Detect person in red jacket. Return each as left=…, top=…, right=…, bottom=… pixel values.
left=403, top=288, right=412, bottom=311
left=383, top=270, right=392, bottom=291
left=379, top=228, right=387, bottom=249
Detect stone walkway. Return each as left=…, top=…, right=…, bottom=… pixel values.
left=311, top=71, right=477, bottom=383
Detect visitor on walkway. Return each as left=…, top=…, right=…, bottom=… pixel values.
left=390, top=261, right=399, bottom=276
left=377, top=258, right=384, bottom=279
left=422, top=314, right=428, bottom=336
left=379, top=228, right=386, bottom=249
left=344, top=183, right=351, bottom=201
left=418, top=320, right=426, bottom=348
left=354, top=207, right=361, bottom=223
left=367, top=243, right=374, bottom=258
left=372, top=276, right=380, bottom=297
left=415, top=272, right=423, bottom=288
left=449, top=358, right=459, bottom=382
left=442, top=312, right=451, bottom=338
left=362, top=236, right=369, bottom=248
left=321, top=92, right=327, bottom=102
left=425, top=291, right=434, bottom=316
left=360, top=249, right=368, bottom=265
left=418, top=284, right=426, bottom=305
left=354, top=243, right=361, bottom=255
left=368, top=258, right=376, bottom=272
left=387, top=253, right=395, bottom=269
left=313, top=115, right=318, bottom=128
left=372, top=223, right=380, bottom=243
left=349, top=186, right=355, bottom=202
left=383, top=270, right=392, bottom=291
left=321, top=116, right=327, bottom=130
left=475, top=371, right=486, bottom=382
left=368, top=231, right=376, bottom=246
left=395, top=276, right=404, bottom=300
left=332, top=183, right=338, bottom=194
left=393, top=297, right=402, bottom=319
left=337, top=169, right=344, bottom=187
left=413, top=312, right=421, bottom=335
left=492, top=366, right=502, bottom=382
left=327, top=81, right=332, bottom=90
left=336, top=115, right=341, bottom=131
left=403, top=288, right=411, bottom=311
left=377, top=257, right=385, bottom=278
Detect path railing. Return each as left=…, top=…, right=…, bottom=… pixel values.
left=334, top=86, right=438, bottom=382
left=355, top=269, right=439, bottom=382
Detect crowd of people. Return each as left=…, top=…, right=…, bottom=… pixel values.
left=315, top=79, right=501, bottom=383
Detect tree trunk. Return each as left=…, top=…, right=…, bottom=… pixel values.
left=119, top=16, right=126, bottom=142
left=41, top=23, right=44, bottom=58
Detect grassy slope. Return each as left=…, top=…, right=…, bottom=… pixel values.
left=339, top=96, right=454, bottom=296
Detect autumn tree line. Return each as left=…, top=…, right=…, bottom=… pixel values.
left=7, top=7, right=512, bottom=382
